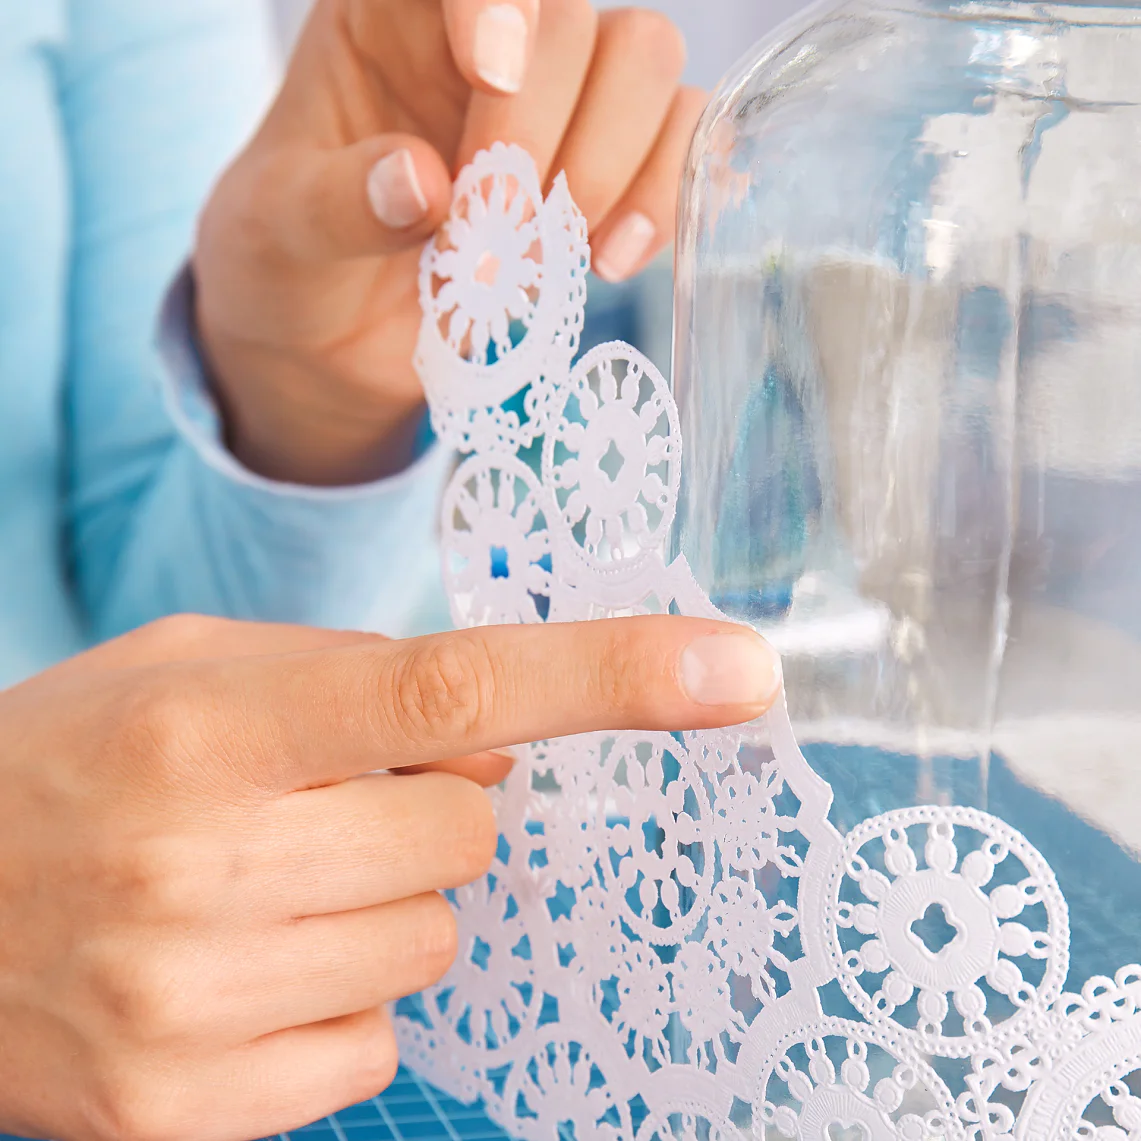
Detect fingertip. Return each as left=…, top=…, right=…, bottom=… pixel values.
left=592, top=210, right=659, bottom=284
left=589, top=86, right=712, bottom=283
left=678, top=85, right=714, bottom=131
left=365, top=139, right=452, bottom=240
left=445, top=0, right=538, bottom=96
left=581, top=616, right=783, bottom=735
left=273, top=136, right=452, bottom=263
left=468, top=749, right=518, bottom=787
left=366, top=148, right=429, bottom=230
left=677, top=627, right=784, bottom=719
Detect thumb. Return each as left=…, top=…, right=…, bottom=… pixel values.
left=269, top=135, right=453, bottom=263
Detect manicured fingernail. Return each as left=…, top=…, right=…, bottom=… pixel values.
left=680, top=632, right=783, bottom=708
left=367, top=149, right=429, bottom=230
left=592, top=211, right=657, bottom=283
left=473, top=4, right=529, bottom=95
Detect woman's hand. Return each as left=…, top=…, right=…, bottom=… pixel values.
left=0, top=613, right=779, bottom=1141
left=194, top=0, right=705, bottom=486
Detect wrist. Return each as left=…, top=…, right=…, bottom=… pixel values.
left=195, top=312, right=430, bottom=488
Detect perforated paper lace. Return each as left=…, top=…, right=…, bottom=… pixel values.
left=399, top=142, right=1141, bottom=1141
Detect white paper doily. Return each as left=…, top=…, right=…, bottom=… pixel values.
left=402, top=142, right=1141, bottom=1141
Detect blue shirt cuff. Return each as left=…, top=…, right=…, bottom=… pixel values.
left=156, top=263, right=441, bottom=501
left=141, top=262, right=454, bottom=639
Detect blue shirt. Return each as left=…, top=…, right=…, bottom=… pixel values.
left=0, top=0, right=452, bottom=689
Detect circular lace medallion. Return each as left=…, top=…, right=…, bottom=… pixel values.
left=1016, top=968, right=1141, bottom=1139
left=825, top=807, right=1069, bottom=1059
left=757, top=1019, right=963, bottom=1140
left=503, top=1032, right=632, bottom=1141
left=416, top=145, right=588, bottom=452
left=441, top=453, right=553, bottom=627
left=543, top=343, right=682, bottom=583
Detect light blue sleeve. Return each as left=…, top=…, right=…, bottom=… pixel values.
left=59, top=0, right=453, bottom=641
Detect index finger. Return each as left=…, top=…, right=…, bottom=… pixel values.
left=199, top=617, right=783, bottom=794
left=442, top=0, right=540, bottom=96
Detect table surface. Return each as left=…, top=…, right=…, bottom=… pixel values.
left=2, top=1066, right=512, bottom=1141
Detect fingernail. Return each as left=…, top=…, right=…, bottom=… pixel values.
left=592, top=211, right=657, bottom=283
left=473, top=4, right=529, bottom=95
left=367, top=149, right=429, bottom=230
left=680, top=632, right=783, bottom=709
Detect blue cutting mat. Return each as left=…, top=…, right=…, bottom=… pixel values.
left=267, top=1067, right=510, bottom=1141
left=0, top=1065, right=511, bottom=1141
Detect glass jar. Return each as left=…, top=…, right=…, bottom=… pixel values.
left=673, top=0, right=1141, bottom=1119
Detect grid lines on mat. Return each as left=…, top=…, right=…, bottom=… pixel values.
left=265, top=1066, right=511, bottom=1141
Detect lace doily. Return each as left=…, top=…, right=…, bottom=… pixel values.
left=402, top=142, right=1141, bottom=1141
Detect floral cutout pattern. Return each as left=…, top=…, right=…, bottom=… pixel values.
left=405, top=142, right=1141, bottom=1141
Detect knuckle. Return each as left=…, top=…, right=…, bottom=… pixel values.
left=591, top=622, right=661, bottom=715
left=603, top=7, right=686, bottom=77
left=110, top=679, right=204, bottom=780
left=108, top=838, right=212, bottom=923
left=592, top=635, right=635, bottom=711
left=87, top=1065, right=184, bottom=1141
left=136, top=613, right=229, bottom=655
left=86, top=941, right=194, bottom=1044
left=343, top=0, right=386, bottom=63
left=388, top=635, right=496, bottom=747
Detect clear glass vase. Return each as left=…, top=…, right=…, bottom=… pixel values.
left=673, top=0, right=1141, bottom=1094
